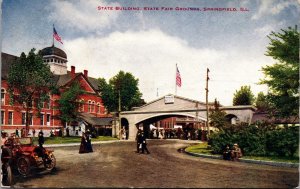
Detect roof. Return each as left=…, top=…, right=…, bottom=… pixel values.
left=1, top=52, right=100, bottom=91
left=40, top=45, right=67, bottom=59
left=78, top=113, right=112, bottom=126
left=1, top=53, right=18, bottom=79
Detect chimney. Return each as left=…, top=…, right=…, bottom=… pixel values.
left=71, top=66, right=75, bottom=78
left=84, top=70, right=88, bottom=78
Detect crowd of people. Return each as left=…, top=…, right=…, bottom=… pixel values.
left=148, top=128, right=208, bottom=141
left=223, top=143, right=242, bottom=161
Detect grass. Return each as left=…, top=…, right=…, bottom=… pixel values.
left=32, top=136, right=118, bottom=145
left=185, top=143, right=299, bottom=164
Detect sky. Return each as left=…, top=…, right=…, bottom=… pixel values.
left=1, top=0, right=300, bottom=106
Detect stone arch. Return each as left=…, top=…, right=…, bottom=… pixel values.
left=225, top=114, right=239, bottom=125
left=121, top=118, right=129, bottom=140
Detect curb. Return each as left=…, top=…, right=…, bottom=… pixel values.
left=43, top=140, right=123, bottom=148
left=184, top=150, right=299, bottom=168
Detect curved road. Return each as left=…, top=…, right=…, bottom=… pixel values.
left=13, top=140, right=298, bottom=188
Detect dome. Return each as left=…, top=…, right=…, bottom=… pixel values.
left=40, top=45, right=67, bottom=59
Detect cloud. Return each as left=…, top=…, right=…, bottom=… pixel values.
left=252, top=0, right=298, bottom=20
left=63, top=29, right=271, bottom=105
left=48, top=0, right=120, bottom=32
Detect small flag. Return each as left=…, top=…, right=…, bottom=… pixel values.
left=176, top=65, right=182, bottom=87
left=53, top=26, right=63, bottom=44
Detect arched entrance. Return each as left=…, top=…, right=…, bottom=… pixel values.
left=121, top=118, right=129, bottom=139
left=135, top=114, right=205, bottom=140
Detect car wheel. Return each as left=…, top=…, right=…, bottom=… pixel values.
left=44, top=153, right=56, bottom=171
left=17, top=156, right=31, bottom=177
left=2, top=162, right=13, bottom=186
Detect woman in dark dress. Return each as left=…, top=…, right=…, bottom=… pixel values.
left=79, top=132, right=87, bottom=153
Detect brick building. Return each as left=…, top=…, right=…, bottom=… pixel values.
left=1, top=45, right=112, bottom=137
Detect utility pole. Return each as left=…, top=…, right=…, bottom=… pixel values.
left=205, top=68, right=210, bottom=137
left=118, top=90, right=121, bottom=139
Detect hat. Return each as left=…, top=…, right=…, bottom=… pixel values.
left=233, top=143, right=238, bottom=146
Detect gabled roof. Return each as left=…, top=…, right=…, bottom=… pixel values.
left=1, top=52, right=18, bottom=79
left=135, top=93, right=211, bottom=110
left=78, top=112, right=112, bottom=126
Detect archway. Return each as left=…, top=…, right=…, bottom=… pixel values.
left=225, top=114, right=239, bottom=125
left=121, top=118, right=129, bottom=139
left=135, top=114, right=205, bottom=139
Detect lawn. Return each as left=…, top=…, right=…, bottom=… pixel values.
left=185, top=142, right=299, bottom=164
left=32, top=136, right=118, bottom=145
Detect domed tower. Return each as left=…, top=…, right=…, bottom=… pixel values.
left=40, top=45, right=68, bottom=75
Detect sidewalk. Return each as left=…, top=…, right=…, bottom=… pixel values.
left=184, top=150, right=299, bottom=168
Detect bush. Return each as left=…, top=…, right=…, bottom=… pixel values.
left=209, top=123, right=299, bottom=157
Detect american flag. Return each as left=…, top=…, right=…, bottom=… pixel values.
left=176, top=65, right=182, bottom=87
left=53, top=26, right=63, bottom=44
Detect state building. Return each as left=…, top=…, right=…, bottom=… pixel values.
left=1, top=45, right=113, bottom=137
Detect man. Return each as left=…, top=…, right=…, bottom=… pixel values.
left=15, top=128, right=19, bottom=138
left=135, top=129, right=143, bottom=153
left=141, top=132, right=150, bottom=154
left=38, top=130, right=44, bottom=148
left=231, top=143, right=242, bottom=161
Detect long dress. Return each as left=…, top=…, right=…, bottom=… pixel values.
left=79, top=135, right=87, bottom=153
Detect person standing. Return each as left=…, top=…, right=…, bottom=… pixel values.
left=85, top=132, right=93, bottom=153
left=141, top=132, right=150, bottom=154
left=79, top=132, right=87, bottom=153
left=32, top=128, right=36, bottom=138
left=38, top=130, right=44, bottom=148
left=135, top=129, right=142, bottom=153
left=15, top=128, right=20, bottom=138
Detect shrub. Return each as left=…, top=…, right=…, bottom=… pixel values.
left=209, top=123, right=299, bottom=157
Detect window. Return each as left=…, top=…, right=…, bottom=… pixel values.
left=1, top=111, right=4, bottom=125
left=88, top=100, right=91, bottom=112
left=40, top=113, right=44, bottom=126
left=46, top=114, right=50, bottom=126
left=8, top=112, right=13, bottom=125
left=92, top=101, right=95, bottom=112
left=22, top=113, right=26, bottom=125
left=29, top=113, right=33, bottom=125
left=78, top=100, right=84, bottom=112
left=1, top=89, right=5, bottom=105
left=97, top=103, right=101, bottom=114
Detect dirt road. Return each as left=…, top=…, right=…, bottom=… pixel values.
left=13, top=140, right=298, bottom=188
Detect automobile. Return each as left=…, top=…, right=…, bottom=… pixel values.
left=1, top=137, right=56, bottom=179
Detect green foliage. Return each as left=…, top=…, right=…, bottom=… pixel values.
left=209, top=99, right=228, bottom=130
left=98, top=71, right=145, bottom=112
left=255, top=92, right=271, bottom=112
left=7, top=49, right=53, bottom=132
left=209, top=122, right=299, bottom=157
left=233, top=86, right=255, bottom=106
left=260, top=27, right=299, bottom=118
left=58, top=82, right=83, bottom=124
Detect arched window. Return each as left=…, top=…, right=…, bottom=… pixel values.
left=1, top=88, right=6, bottom=105
left=97, top=103, right=101, bottom=114
left=88, top=100, right=92, bottom=112
left=91, top=101, right=95, bottom=112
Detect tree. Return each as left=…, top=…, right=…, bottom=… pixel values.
left=260, top=26, right=299, bottom=118
left=58, top=82, right=83, bottom=126
left=98, top=71, right=145, bottom=112
left=7, top=49, right=53, bottom=136
left=255, top=92, right=271, bottom=112
left=209, top=99, right=228, bottom=130
left=232, top=86, right=255, bottom=106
